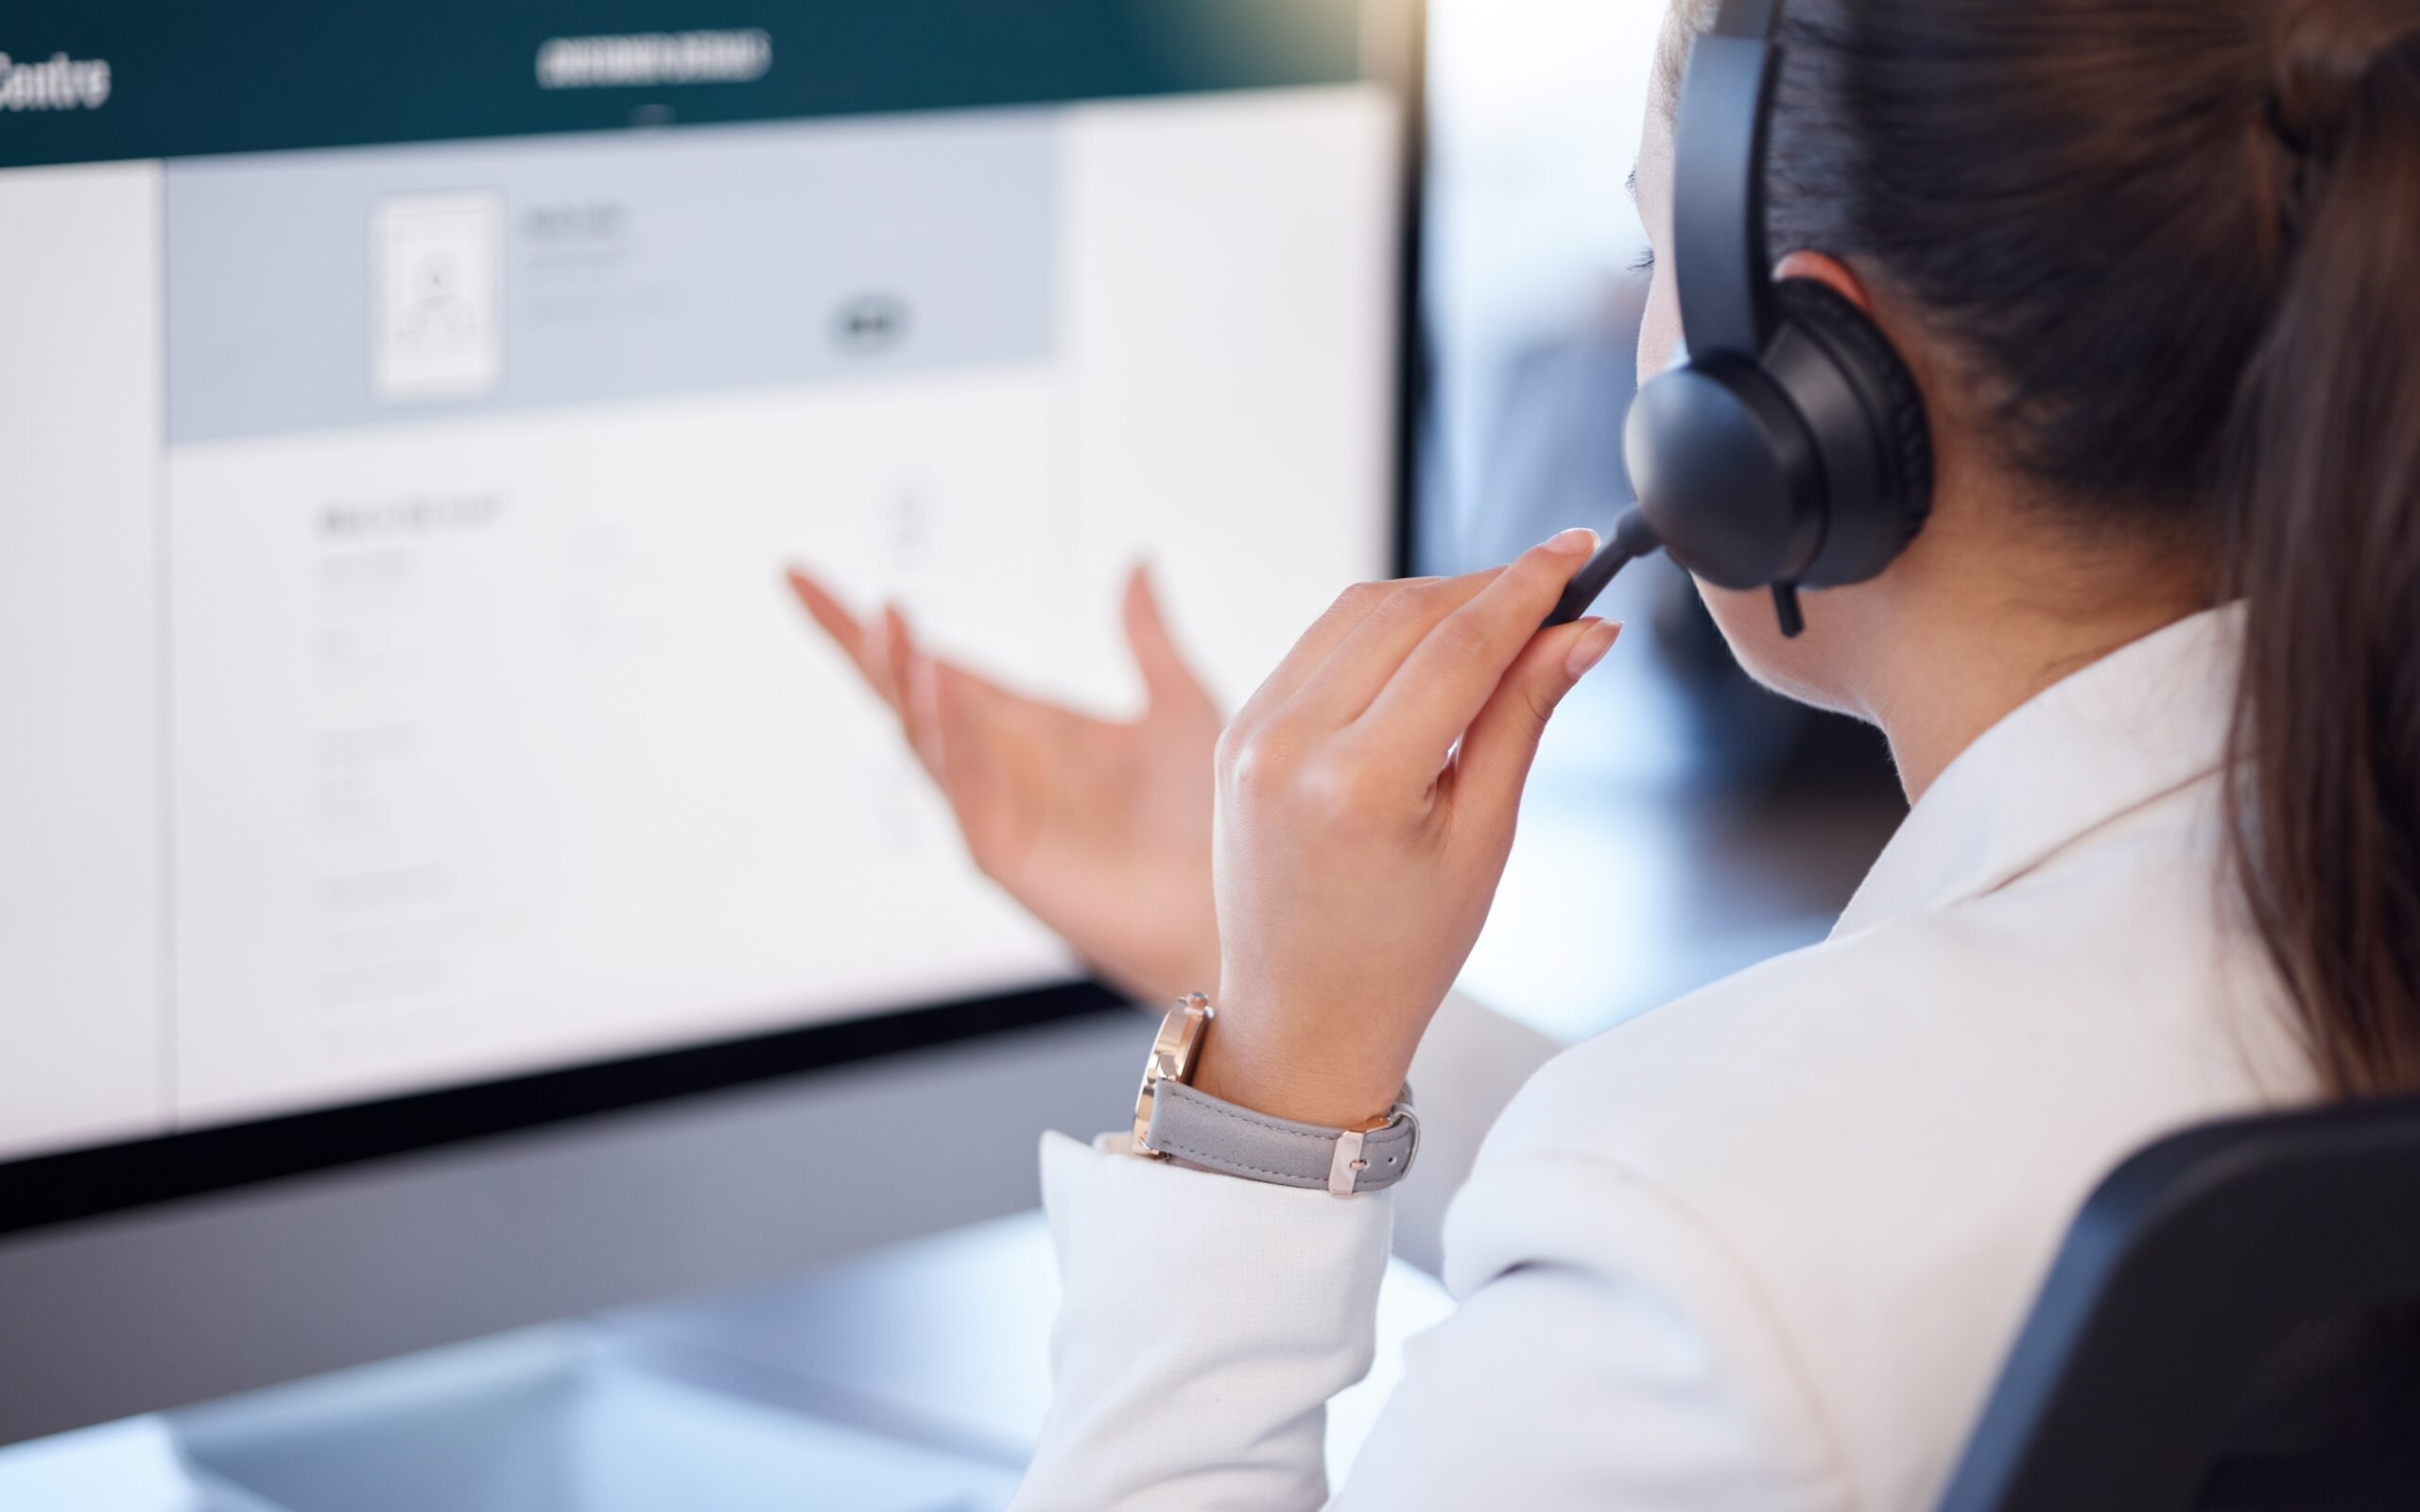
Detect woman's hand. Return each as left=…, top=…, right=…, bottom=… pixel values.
left=786, top=564, right=1224, bottom=1006
left=1196, top=529, right=1620, bottom=1129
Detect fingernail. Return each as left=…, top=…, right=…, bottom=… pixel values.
left=1543, top=526, right=1599, bottom=557
left=1565, top=620, right=1622, bottom=679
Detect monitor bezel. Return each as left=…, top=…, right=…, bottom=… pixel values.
left=0, top=7, right=1429, bottom=1243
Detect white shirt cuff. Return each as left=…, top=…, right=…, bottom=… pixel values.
left=1012, top=1130, right=1394, bottom=1511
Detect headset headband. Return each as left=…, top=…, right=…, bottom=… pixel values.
left=1551, top=0, right=1935, bottom=637
left=1672, top=0, right=1786, bottom=359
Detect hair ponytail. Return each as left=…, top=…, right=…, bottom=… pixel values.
left=2224, top=2, right=2420, bottom=1098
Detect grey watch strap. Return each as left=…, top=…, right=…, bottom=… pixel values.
left=1145, top=1079, right=1419, bottom=1196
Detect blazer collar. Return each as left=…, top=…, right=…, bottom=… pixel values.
left=1832, top=604, right=2244, bottom=941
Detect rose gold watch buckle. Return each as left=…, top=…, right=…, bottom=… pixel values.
left=1327, top=1127, right=1370, bottom=1197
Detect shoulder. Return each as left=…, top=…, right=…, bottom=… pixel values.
left=1442, top=813, right=2302, bottom=1508
left=1478, top=788, right=2292, bottom=1207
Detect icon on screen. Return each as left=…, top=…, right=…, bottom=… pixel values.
left=373, top=192, right=504, bottom=404
left=833, top=293, right=911, bottom=356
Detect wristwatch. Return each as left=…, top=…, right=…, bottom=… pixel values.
left=1130, top=994, right=1420, bottom=1197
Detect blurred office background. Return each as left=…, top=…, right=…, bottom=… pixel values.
left=0, top=4, right=1904, bottom=1505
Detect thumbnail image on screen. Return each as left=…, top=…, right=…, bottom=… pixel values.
left=0, top=2, right=1405, bottom=1161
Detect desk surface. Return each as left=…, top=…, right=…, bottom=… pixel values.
left=0, top=1210, right=1454, bottom=1510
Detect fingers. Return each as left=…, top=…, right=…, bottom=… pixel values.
left=925, top=659, right=1033, bottom=875
left=1451, top=618, right=1621, bottom=826
left=1233, top=574, right=1447, bottom=730
left=786, top=568, right=871, bottom=676
left=1123, top=563, right=1218, bottom=715
left=873, top=603, right=915, bottom=711
left=787, top=569, right=923, bottom=746
left=892, top=611, right=952, bottom=779
left=1278, top=568, right=1504, bottom=730
left=788, top=570, right=938, bottom=774
left=1355, top=529, right=1599, bottom=766
left=787, top=570, right=1082, bottom=873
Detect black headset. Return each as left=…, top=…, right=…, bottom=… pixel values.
left=1546, top=0, right=1934, bottom=638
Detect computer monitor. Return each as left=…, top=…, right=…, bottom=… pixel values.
left=0, top=0, right=1421, bottom=1444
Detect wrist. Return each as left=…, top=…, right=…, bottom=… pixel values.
left=1137, top=936, right=1220, bottom=1009
left=1190, top=1021, right=1407, bottom=1131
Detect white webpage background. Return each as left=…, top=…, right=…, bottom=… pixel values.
left=0, top=163, right=167, bottom=1161
left=165, top=89, right=1398, bottom=1129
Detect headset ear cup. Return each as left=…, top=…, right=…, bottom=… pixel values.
left=1772, top=279, right=1936, bottom=580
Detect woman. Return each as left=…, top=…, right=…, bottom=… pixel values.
left=788, top=0, right=2420, bottom=1503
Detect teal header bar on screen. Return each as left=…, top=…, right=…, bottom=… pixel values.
left=0, top=0, right=1364, bottom=171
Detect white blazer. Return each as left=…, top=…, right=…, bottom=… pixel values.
left=1011, top=606, right=2314, bottom=1512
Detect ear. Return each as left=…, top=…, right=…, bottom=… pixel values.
left=1772, top=249, right=1874, bottom=314
left=1775, top=247, right=1944, bottom=437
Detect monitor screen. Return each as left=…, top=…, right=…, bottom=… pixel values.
left=0, top=2, right=1413, bottom=1209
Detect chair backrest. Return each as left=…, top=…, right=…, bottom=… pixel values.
left=1935, top=1094, right=2420, bottom=1512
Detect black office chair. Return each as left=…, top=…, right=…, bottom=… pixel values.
left=1936, top=1095, right=2420, bottom=1512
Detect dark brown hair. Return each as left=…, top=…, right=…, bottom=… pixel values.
left=1671, top=0, right=2420, bottom=1095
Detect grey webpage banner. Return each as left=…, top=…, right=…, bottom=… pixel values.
left=164, top=110, right=1058, bottom=447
